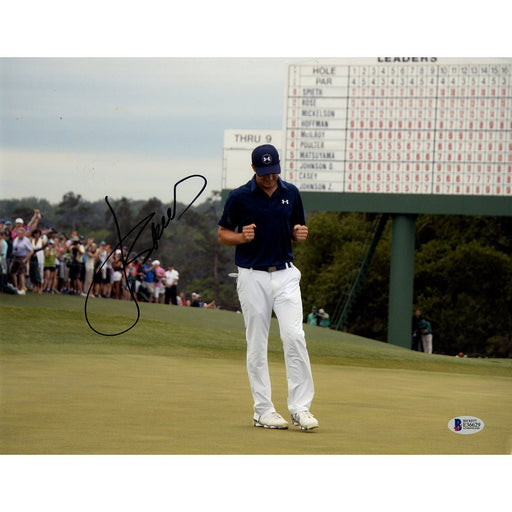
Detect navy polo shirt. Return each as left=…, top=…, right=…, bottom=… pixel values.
left=218, top=176, right=306, bottom=268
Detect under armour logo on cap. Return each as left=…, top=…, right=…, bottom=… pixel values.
left=251, top=144, right=281, bottom=176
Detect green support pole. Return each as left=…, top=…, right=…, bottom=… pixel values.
left=387, top=214, right=417, bottom=348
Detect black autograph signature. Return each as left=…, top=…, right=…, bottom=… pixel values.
left=84, top=174, right=207, bottom=336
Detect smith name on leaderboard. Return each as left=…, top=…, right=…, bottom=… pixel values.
left=302, top=88, right=325, bottom=96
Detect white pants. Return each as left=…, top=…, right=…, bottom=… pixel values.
left=422, top=334, right=433, bottom=354
left=237, top=265, right=314, bottom=417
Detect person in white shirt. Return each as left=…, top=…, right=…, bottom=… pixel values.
left=164, top=263, right=179, bottom=305
left=10, top=227, right=34, bottom=294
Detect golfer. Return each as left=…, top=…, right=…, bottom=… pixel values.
left=218, top=144, right=318, bottom=431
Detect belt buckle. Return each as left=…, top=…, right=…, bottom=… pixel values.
left=268, top=266, right=277, bottom=272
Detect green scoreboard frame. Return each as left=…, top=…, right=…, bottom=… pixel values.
left=299, top=191, right=511, bottom=216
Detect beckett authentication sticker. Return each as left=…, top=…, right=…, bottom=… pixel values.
left=448, top=416, right=485, bottom=435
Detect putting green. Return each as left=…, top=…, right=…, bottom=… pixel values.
left=1, top=294, right=511, bottom=454
left=1, top=352, right=510, bottom=454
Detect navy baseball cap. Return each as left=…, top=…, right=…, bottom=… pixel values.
left=251, top=144, right=281, bottom=176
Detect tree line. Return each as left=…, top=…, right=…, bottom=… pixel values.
left=2, top=192, right=511, bottom=357
left=295, top=211, right=512, bottom=358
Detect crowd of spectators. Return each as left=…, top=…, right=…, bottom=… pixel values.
left=0, top=209, right=217, bottom=308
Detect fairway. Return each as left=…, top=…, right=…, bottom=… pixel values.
left=1, top=294, right=511, bottom=454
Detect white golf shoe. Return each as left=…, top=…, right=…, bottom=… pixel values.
left=253, top=411, right=289, bottom=429
left=291, top=411, right=319, bottom=430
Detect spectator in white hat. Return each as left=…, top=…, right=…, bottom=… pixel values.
left=190, top=292, right=202, bottom=307
left=11, top=209, right=42, bottom=240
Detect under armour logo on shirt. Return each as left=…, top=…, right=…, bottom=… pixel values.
left=282, top=199, right=289, bottom=205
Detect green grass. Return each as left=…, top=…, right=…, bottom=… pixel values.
left=1, top=293, right=511, bottom=454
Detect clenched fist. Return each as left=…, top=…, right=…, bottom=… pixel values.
left=241, top=223, right=256, bottom=243
left=292, top=224, right=308, bottom=242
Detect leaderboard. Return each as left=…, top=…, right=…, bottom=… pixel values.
left=283, top=58, right=512, bottom=196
